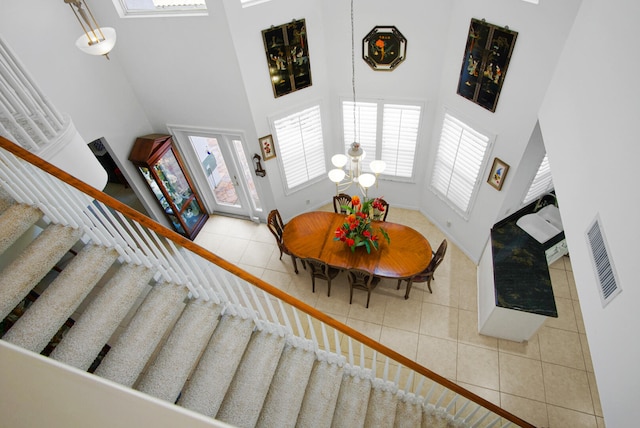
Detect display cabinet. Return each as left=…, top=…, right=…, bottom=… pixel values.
left=129, top=134, right=208, bottom=240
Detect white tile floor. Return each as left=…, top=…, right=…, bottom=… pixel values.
left=194, top=205, right=605, bottom=428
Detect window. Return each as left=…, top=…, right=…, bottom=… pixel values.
left=523, top=154, right=553, bottom=205
left=342, top=100, right=422, bottom=179
left=112, top=0, right=207, bottom=17
left=430, top=112, right=491, bottom=216
left=240, top=0, right=271, bottom=7
left=273, top=105, right=326, bottom=192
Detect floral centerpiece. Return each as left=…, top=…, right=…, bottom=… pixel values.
left=334, top=195, right=391, bottom=253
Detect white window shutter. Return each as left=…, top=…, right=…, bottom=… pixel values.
left=342, top=101, right=378, bottom=173
left=523, top=154, right=554, bottom=204
left=274, top=105, right=326, bottom=191
left=381, top=104, right=421, bottom=178
left=431, top=113, right=490, bottom=215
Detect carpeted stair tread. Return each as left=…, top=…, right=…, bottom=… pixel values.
left=364, top=380, right=399, bottom=427
left=178, top=313, right=255, bottom=417
left=0, top=204, right=42, bottom=256
left=136, top=299, right=223, bottom=403
left=50, top=263, right=155, bottom=370
left=394, top=392, right=424, bottom=428
left=0, top=186, right=15, bottom=213
left=0, top=223, right=82, bottom=321
left=331, top=367, right=372, bottom=428
left=94, top=281, right=189, bottom=387
left=216, top=328, right=287, bottom=427
left=2, top=244, right=118, bottom=353
left=256, top=338, right=316, bottom=428
left=296, top=356, right=345, bottom=428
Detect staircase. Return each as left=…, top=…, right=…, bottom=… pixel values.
left=0, top=137, right=533, bottom=428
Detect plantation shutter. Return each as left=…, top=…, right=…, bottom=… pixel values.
left=343, top=101, right=378, bottom=173
left=274, top=105, right=326, bottom=191
left=381, top=104, right=421, bottom=178
left=431, top=113, right=490, bottom=215
left=523, top=154, right=554, bottom=204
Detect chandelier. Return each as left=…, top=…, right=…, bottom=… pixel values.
left=327, top=0, right=385, bottom=198
left=64, top=0, right=117, bottom=59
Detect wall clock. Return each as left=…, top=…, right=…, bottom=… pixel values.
left=362, top=26, right=407, bottom=71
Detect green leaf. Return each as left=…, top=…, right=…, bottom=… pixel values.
left=379, top=227, right=391, bottom=244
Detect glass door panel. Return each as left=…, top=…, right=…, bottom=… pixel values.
left=187, top=134, right=261, bottom=219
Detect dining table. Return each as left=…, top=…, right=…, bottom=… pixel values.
left=282, top=211, right=432, bottom=286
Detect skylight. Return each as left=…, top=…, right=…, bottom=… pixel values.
left=113, top=0, right=207, bottom=17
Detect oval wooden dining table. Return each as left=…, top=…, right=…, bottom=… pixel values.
left=282, top=211, right=432, bottom=283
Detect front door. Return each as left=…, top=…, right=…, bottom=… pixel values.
left=170, top=128, right=263, bottom=220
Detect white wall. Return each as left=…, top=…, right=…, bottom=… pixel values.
left=539, top=0, right=640, bottom=424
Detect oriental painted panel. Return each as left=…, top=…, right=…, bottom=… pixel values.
left=262, top=19, right=312, bottom=98
left=457, top=18, right=518, bottom=112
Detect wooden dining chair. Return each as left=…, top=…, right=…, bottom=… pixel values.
left=267, top=209, right=300, bottom=274
left=347, top=268, right=381, bottom=308
left=397, top=239, right=447, bottom=299
left=333, top=193, right=352, bottom=214
left=302, top=257, right=341, bottom=296
left=372, top=198, right=389, bottom=221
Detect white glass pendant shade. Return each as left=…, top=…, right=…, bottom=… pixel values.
left=370, top=160, right=386, bottom=174
left=331, top=154, right=348, bottom=168
left=358, top=173, right=376, bottom=189
left=328, top=168, right=346, bottom=183
left=75, top=27, right=116, bottom=56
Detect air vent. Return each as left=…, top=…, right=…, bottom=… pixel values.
left=586, top=216, right=621, bottom=307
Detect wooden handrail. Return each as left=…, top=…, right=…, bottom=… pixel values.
left=0, top=136, right=534, bottom=428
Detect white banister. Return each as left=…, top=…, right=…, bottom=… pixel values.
left=0, top=37, right=65, bottom=149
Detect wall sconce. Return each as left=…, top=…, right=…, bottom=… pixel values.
left=64, top=0, right=116, bottom=59
left=253, top=154, right=266, bottom=177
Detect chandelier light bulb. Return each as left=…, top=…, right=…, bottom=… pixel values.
left=331, top=154, right=348, bottom=168
left=358, top=173, right=376, bottom=189
left=328, top=168, right=346, bottom=183
left=370, top=160, right=386, bottom=174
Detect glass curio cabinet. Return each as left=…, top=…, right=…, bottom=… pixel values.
left=129, top=134, right=208, bottom=240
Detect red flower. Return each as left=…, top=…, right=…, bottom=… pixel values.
left=332, top=194, right=391, bottom=253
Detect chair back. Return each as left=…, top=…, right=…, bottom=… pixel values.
left=347, top=268, right=377, bottom=290
left=267, top=209, right=285, bottom=242
left=304, top=257, right=331, bottom=278
left=426, top=239, right=447, bottom=273
left=333, top=193, right=352, bottom=214
left=373, top=198, right=389, bottom=221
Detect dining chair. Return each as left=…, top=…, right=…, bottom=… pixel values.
left=397, top=239, right=447, bottom=299
left=347, top=268, right=381, bottom=308
left=302, top=257, right=341, bottom=296
left=333, top=193, right=352, bottom=214
left=372, top=198, right=389, bottom=221
left=267, top=209, right=300, bottom=274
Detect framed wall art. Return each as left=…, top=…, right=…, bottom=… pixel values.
left=457, top=18, right=518, bottom=112
left=259, top=135, right=276, bottom=160
left=487, top=157, right=509, bottom=190
left=362, top=26, right=407, bottom=71
left=262, top=19, right=312, bottom=98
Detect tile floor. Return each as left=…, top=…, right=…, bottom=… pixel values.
left=194, top=205, right=605, bottom=428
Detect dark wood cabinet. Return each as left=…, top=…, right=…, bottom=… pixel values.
left=129, top=134, right=208, bottom=240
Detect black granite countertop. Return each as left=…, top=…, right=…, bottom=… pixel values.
left=490, top=202, right=560, bottom=318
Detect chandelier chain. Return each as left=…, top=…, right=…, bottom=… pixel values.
left=351, top=0, right=357, bottom=143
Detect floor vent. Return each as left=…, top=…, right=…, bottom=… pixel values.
left=587, top=216, right=621, bottom=307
